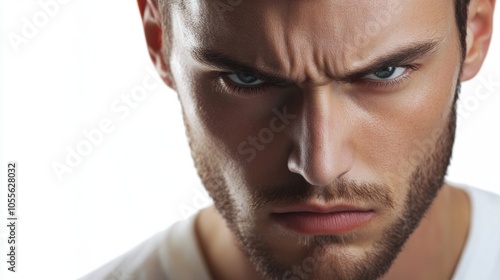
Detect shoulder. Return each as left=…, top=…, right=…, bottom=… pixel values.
left=79, top=214, right=207, bottom=280
left=79, top=227, right=172, bottom=280
left=458, top=184, right=500, bottom=235
left=452, top=185, right=500, bottom=280
left=461, top=185, right=500, bottom=218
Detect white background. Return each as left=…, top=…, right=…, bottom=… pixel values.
left=0, top=1, right=499, bottom=279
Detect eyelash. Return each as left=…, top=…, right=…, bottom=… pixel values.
left=361, top=65, right=418, bottom=88
left=217, top=73, right=273, bottom=96
left=224, top=82, right=272, bottom=95
left=217, top=65, right=419, bottom=95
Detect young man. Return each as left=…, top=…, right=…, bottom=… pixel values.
left=83, top=0, right=499, bottom=279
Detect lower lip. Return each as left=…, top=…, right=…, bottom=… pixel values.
left=272, top=211, right=375, bottom=235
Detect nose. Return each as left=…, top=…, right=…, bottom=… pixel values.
left=287, top=85, right=354, bottom=186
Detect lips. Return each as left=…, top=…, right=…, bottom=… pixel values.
left=271, top=204, right=375, bottom=235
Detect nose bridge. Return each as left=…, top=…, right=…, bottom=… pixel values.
left=288, top=86, right=353, bottom=186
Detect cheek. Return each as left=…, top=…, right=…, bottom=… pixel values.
left=175, top=67, right=290, bottom=169
left=352, top=59, right=460, bottom=191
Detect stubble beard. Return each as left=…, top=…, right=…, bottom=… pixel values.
left=183, top=86, right=458, bottom=280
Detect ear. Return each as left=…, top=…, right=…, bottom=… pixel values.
left=461, top=0, right=496, bottom=81
left=137, top=0, right=176, bottom=89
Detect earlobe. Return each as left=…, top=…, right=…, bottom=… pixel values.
left=461, top=0, right=496, bottom=81
left=138, top=0, right=176, bottom=89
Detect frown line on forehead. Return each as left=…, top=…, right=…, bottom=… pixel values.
left=190, top=37, right=444, bottom=85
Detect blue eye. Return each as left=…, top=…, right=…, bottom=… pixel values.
left=364, top=66, right=406, bottom=80
left=226, top=73, right=265, bottom=86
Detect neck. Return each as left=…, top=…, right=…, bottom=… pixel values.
left=195, top=206, right=261, bottom=280
left=382, top=184, right=471, bottom=279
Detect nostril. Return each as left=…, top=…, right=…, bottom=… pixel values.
left=288, top=150, right=334, bottom=187
left=287, top=148, right=302, bottom=174
left=287, top=142, right=354, bottom=187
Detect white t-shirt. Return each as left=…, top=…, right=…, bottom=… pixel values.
left=452, top=185, right=500, bottom=279
left=80, top=185, right=500, bottom=280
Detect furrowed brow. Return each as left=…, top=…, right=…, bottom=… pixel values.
left=338, top=40, right=443, bottom=82
left=192, top=39, right=442, bottom=85
left=191, top=48, right=293, bottom=85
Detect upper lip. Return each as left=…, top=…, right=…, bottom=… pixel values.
left=272, top=204, right=374, bottom=214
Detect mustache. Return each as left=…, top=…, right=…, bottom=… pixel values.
left=249, top=176, right=395, bottom=210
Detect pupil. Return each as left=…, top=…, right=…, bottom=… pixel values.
left=237, top=73, right=258, bottom=83
left=374, top=67, right=396, bottom=79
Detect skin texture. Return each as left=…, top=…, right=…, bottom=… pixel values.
left=138, top=0, right=495, bottom=279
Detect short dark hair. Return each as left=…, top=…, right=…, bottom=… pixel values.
left=158, top=0, right=471, bottom=63
left=455, top=0, right=472, bottom=62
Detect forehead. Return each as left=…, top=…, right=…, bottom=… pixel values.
left=170, top=0, right=456, bottom=79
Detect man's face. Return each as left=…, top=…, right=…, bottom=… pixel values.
left=167, top=0, right=461, bottom=279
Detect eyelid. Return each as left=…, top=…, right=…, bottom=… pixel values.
left=363, top=67, right=406, bottom=80
left=219, top=76, right=274, bottom=96
left=216, top=64, right=419, bottom=96
left=220, top=71, right=292, bottom=89
left=226, top=73, right=266, bottom=86
left=221, top=68, right=293, bottom=87
left=359, top=65, right=418, bottom=87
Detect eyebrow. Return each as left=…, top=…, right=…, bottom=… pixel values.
left=192, top=48, right=293, bottom=85
left=340, top=40, right=442, bottom=82
left=191, top=39, right=443, bottom=85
